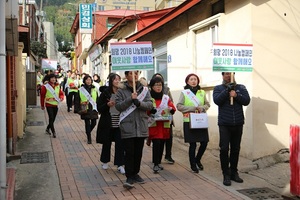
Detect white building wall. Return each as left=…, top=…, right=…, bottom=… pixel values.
left=251, top=0, right=300, bottom=158
left=43, top=21, right=57, bottom=60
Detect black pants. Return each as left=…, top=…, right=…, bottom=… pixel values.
left=46, top=106, right=58, bottom=134
left=84, top=119, right=96, bottom=136
left=219, top=125, right=243, bottom=175
left=164, top=126, right=173, bottom=159
left=123, top=137, right=145, bottom=178
left=100, top=128, right=124, bottom=166
left=189, top=141, right=208, bottom=166
left=152, top=139, right=166, bottom=165
left=67, top=91, right=79, bottom=112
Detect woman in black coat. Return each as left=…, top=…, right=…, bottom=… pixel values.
left=96, top=73, right=125, bottom=174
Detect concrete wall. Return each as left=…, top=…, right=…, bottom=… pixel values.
left=251, top=0, right=300, bottom=158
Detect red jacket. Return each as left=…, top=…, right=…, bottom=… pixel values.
left=40, top=83, right=64, bottom=108
left=148, top=98, right=176, bottom=140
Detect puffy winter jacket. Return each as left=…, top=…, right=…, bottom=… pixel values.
left=213, top=84, right=250, bottom=126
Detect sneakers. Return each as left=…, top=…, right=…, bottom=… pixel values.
left=231, top=173, right=244, bottom=183
left=117, top=166, right=125, bottom=174
left=153, top=165, right=160, bottom=173
left=196, top=161, right=204, bottom=170
left=223, top=175, right=231, bottom=186
left=158, top=164, right=164, bottom=170
left=165, top=157, right=175, bottom=164
left=45, top=128, right=51, bottom=135
left=102, top=163, right=108, bottom=170
left=123, top=178, right=134, bottom=189
left=133, top=174, right=145, bottom=184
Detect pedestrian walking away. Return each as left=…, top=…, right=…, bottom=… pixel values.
left=151, top=73, right=175, bottom=164
left=67, top=72, right=80, bottom=113
left=40, top=73, right=64, bottom=138
left=115, top=71, right=153, bottom=189
left=148, top=76, right=176, bottom=173
left=96, top=73, right=125, bottom=174
left=213, top=72, right=250, bottom=186
left=176, top=73, right=210, bottom=173
left=75, top=75, right=99, bottom=144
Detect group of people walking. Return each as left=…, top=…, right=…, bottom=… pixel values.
left=38, top=69, right=250, bottom=189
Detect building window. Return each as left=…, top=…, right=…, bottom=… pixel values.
left=127, top=6, right=130, bottom=10
left=115, top=6, right=121, bottom=9
left=212, top=0, right=224, bottom=16
left=143, top=7, right=150, bottom=11
left=98, top=5, right=105, bottom=11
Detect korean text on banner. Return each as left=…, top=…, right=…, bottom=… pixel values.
left=212, top=43, right=253, bottom=72
left=110, top=42, right=154, bottom=71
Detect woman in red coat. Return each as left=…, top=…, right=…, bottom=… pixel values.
left=40, top=73, right=64, bottom=138
left=148, top=76, right=176, bottom=173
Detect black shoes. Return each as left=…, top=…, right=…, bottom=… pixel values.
left=133, top=174, right=145, bottom=184
left=196, top=161, right=204, bottom=170
left=123, top=178, right=134, bottom=189
left=87, top=135, right=92, bottom=144
left=153, top=165, right=160, bottom=173
left=191, top=164, right=199, bottom=173
left=231, top=173, right=244, bottom=183
left=223, top=175, right=231, bottom=186
left=52, top=132, right=56, bottom=138
left=165, top=157, right=175, bottom=164
left=45, top=128, right=51, bottom=135
left=223, top=173, right=243, bottom=186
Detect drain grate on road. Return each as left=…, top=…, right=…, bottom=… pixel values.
left=26, top=121, right=44, bottom=126
left=20, top=152, right=49, bottom=164
left=238, top=187, right=282, bottom=200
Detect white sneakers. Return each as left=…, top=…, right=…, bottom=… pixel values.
left=102, top=163, right=125, bottom=174
left=102, top=163, right=108, bottom=170
left=118, top=166, right=125, bottom=174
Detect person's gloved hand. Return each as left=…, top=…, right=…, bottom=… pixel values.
left=132, top=99, right=140, bottom=107
left=170, top=109, right=175, bottom=115
left=227, top=83, right=235, bottom=91
left=150, top=108, right=157, bottom=114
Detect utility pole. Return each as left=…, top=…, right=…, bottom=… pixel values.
left=0, top=0, right=7, bottom=199
left=38, top=0, right=43, bottom=42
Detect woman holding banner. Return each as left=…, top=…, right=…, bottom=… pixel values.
left=115, top=71, right=153, bottom=189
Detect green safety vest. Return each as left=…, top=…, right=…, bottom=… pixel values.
left=45, top=85, right=60, bottom=106
left=79, top=87, right=97, bottom=110
left=182, top=90, right=205, bottom=122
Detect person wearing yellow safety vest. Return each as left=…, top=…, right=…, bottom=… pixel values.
left=67, top=72, right=80, bottom=113
left=148, top=76, right=176, bottom=173
left=75, top=75, right=99, bottom=144
left=176, top=73, right=210, bottom=173
left=40, top=73, right=64, bottom=138
left=36, top=70, right=44, bottom=96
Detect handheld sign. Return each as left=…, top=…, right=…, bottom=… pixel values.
left=111, top=42, right=154, bottom=92
left=212, top=43, right=253, bottom=104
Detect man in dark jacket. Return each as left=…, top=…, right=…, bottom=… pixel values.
left=213, top=72, right=250, bottom=186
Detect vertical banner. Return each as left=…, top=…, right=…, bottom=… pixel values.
left=290, top=125, right=300, bottom=196
left=79, top=4, right=92, bottom=33
left=212, top=43, right=253, bottom=72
